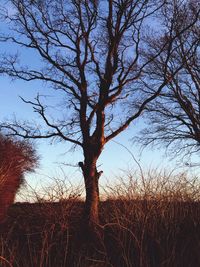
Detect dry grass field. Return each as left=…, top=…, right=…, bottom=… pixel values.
left=1, top=171, right=200, bottom=267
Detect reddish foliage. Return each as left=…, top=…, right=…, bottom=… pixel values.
left=0, top=134, right=38, bottom=222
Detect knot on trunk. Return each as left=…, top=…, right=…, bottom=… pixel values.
left=78, top=161, right=103, bottom=179
left=97, top=170, right=103, bottom=179
left=78, top=161, right=85, bottom=171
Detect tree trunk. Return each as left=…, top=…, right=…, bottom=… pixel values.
left=79, top=157, right=102, bottom=233
left=84, top=171, right=99, bottom=226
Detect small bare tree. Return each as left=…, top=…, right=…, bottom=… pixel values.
left=0, top=134, right=38, bottom=222
left=138, top=0, right=200, bottom=159
left=0, top=0, right=198, bottom=231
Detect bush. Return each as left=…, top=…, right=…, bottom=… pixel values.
left=0, top=134, right=38, bottom=222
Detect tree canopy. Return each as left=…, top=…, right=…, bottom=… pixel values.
left=138, top=0, right=200, bottom=158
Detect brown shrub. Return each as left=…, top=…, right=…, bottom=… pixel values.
left=0, top=134, right=38, bottom=222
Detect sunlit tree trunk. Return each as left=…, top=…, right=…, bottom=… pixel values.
left=79, top=145, right=103, bottom=230
left=83, top=161, right=100, bottom=225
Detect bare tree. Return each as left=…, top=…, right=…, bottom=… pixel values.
left=0, top=134, right=38, bottom=222
left=138, top=0, right=200, bottom=160
left=0, top=0, right=198, bottom=231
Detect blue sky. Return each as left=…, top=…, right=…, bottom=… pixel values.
left=0, top=73, right=175, bottom=196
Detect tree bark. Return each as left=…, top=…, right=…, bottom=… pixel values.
left=84, top=172, right=99, bottom=226
left=79, top=156, right=102, bottom=232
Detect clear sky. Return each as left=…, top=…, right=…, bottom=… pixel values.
left=0, top=1, right=197, bottom=201
left=0, top=72, right=183, bottom=200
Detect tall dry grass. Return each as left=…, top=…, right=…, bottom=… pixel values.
left=1, top=169, right=200, bottom=267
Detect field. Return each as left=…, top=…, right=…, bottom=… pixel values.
left=1, top=171, right=200, bottom=267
